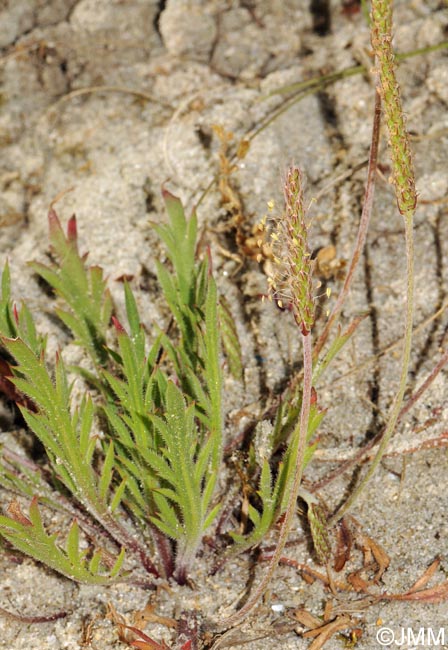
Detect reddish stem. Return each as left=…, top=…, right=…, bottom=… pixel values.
left=314, top=90, right=381, bottom=359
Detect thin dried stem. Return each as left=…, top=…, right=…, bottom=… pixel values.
left=312, top=348, right=448, bottom=490
left=314, top=89, right=381, bottom=359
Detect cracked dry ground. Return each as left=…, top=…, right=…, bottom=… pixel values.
left=0, top=1, right=447, bottom=649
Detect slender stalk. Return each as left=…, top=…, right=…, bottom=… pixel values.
left=329, top=218, right=413, bottom=524
left=311, top=348, right=448, bottom=491
left=220, top=167, right=316, bottom=627
left=329, top=0, right=417, bottom=524
left=264, top=42, right=448, bottom=99
left=313, top=89, right=381, bottom=359
left=221, top=332, right=313, bottom=628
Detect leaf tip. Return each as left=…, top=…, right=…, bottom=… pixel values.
left=48, top=207, right=63, bottom=233
left=112, top=316, right=127, bottom=335
left=67, top=215, right=78, bottom=243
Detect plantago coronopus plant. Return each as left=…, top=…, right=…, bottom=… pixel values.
left=1, top=4, right=444, bottom=646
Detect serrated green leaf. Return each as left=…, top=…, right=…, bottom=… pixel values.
left=109, top=546, right=126, bottom=577
left=154, top=487, right=181, bottom=505
left=247, top=504, right=261, bottom=527
left=219, top=297, right=243, bottom=381
left=1, top=260, right=11, bottom=302
left=202, top=502, right=221, bottom=531
left=150, top=516, right=179, bottom=540
left=155, top=261, right=184, bottom=325
left=145, top=450, right=177, bottom=486
left=30, top=212, right=112, bottom=367
left=110, top=478, right=127, bottom=513
left=66, top=519, right=81, bottom=565
left=78, top=396, right=95, bottom=462
left=0, top=191, right=235, bottom=583
left=17, top=301, right=44, bottom=355
left=88, top=550, right=102, bottom=575
left=29, top=262, right=63, bottom=294
left=123, top=281, right=142, bottom=340
left=151, top=492, right=180, bottom=538
left=0, top=499, right=125, bottom=584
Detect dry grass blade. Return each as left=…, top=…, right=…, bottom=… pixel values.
left=303, top=615, right=352, bottom=650
left=107, top=603, right=170, bottom=650
left=293, top=609, right=323, bottom=629
left=382, top=582, right=448, bottom=604
left=380, top=559, right=448, bottom=604
left=407, top=557, right=441, bottom=593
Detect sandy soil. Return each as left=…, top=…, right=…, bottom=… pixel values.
left=0, top=1, right=447, bottom=648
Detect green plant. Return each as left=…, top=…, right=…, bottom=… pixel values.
left=1, top=3, right=447, bottom=647
left=0, top=183, right=334, bottom=593
left=0, top=165, right=445, bottom=646
left=0, top=193, right=220, bottom=584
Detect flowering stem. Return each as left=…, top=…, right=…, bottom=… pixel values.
left=330, top=0, right=416, bottom=523
left=220, top=166, right=316, bottom=627
left=221, top=331, right=313, bottom=628
left=314, top=89, right=381, bottom=359
left=330, top=216, right=414, bottom=524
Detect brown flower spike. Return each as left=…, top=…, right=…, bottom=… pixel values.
left=269, top=167, right=315, bottom=335
left=371, top=0, right=417, bottom=216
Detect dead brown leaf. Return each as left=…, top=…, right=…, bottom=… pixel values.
left=132, top=603, right=177, bottom=631
left=293, top=608, right=323, bottom=629
left=407, top=556, right=441, bottom=593
left=382, top=580, right=448, bottom=604
left=303, top=615, right=353, bottom=650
